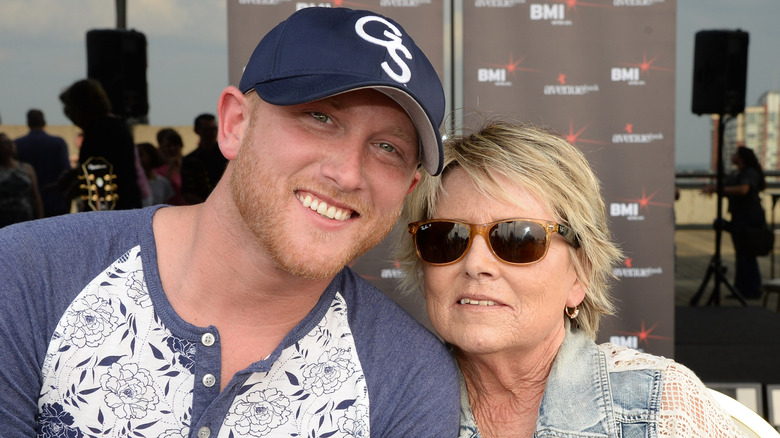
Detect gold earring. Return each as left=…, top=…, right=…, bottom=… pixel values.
left=565, top=306, right=579, bottom=319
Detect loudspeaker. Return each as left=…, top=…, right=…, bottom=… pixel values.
left=87, top=29, right=148, bottom=119
left=691, top=30, right=749, bottom=115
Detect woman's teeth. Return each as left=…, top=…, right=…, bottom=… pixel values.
left=460, top=298, right=497, bottom=306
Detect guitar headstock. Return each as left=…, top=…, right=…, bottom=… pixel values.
left=79, top=156, right=118, bottom=211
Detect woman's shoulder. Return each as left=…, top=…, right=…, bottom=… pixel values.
left=598, top=342, right=675, bottom=372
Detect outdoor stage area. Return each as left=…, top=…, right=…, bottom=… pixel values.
left=674, top=228, right=780, bottom=425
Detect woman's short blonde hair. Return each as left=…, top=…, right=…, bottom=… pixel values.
left=394, top=120, right=623, bottom=338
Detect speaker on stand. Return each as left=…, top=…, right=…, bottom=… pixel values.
left=689, top=29, right=750, bottom=306
left=86, top=29, right=148, bottom=122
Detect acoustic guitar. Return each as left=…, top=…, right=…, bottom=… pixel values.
left=78, top=156, right=118, bottom=211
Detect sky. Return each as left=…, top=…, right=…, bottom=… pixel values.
left=1, top=0, right=779, bottom=170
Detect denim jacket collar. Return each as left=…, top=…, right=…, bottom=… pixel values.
left=459, top=322, right=641, bottom=437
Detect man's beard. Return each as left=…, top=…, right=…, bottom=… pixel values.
left=230, top=132, right=402, bottom=280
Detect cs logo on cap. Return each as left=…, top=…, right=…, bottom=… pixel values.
left=355, top=16, right=413, bottom=84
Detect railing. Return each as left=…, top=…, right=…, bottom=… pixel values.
left=675, top=170, right=780, bottom=228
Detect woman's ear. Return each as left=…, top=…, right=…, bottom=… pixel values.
left=217, top=86, right=248, bottom=161
left=566, top=250, right=588, bottom=308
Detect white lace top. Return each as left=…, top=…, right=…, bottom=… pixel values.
left=603, top=344, right=747, bottom=438
left=458, top=339, right=747, bottom=437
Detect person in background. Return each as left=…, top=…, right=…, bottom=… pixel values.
left=397, top=120, right=743, bottom=437
left=14, top=109, right=72, bottom=217
left=0, top=7, right=458, bottom=437
left=137, top=142, right=174, bottom=206
left=154, top=127, right=185, bottom=205
left=703, top=146, right=768, bottom=299
left=59, top=78, right=142, bottom=210
left=181, top=113, right=227, bottom=204
left=0, top=133, right=43, bottom=227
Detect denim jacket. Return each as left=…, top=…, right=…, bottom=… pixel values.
left=459, top=324, right=665, bottom=437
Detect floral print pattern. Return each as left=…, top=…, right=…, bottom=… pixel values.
left=39, top=246, right=371, bottom=438
left=302, top=347, right=356, bottom=396
left=99, top=363, right=160, bottom=419
left=38, top=403, right=84, bottom=438
left=224, top=388, right=292, bottom=436
left=60, top=294, right=118, bottom=348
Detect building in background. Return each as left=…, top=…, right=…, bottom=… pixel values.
left=715, top=90, right=780, bottom=170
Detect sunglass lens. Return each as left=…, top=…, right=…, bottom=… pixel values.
left=416, top=221, right=470, bottom=264
left=490, top=221, right=547, bottom=263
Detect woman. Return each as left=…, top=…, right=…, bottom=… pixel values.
left=137, top=142, right=174, bottom=206
left=396, top=121, right=742, bottom=437
left=703, top=146, right=768, bottom=299
left=0, top=133, right=43, bottom=227
left=154, top=128, right=186, bottom=205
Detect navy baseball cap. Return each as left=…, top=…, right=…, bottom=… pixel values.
left=238, top=7, right=445, bottom=176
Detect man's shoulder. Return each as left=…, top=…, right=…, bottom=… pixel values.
left=0, top=208, right=157, bottom=258
left=335, top=268, right=449, bottom=355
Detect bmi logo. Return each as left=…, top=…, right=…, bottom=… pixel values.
left=610, top=202, right=642, bottom=220
left=295, top=2, right=333, bottom=9
left=609, top=188, right=668, bottom=221
left=478, top=68, right=510, bottom=86
left=478, top=54, right=533, bottom=87
left=530, top=4, right=572, bottom=25
left=611, top=320, right=672, bottom=351
left=609, top=335, right=639, bottom=349
left=610, top=67, right=644, bottom=85
left=611, top=53, right=672, bottom=86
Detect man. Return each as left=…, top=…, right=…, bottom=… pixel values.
left=0, top=7, right=458, bottom=437
left=14, top=109, right=72, bottom=217
left=181, top=113, right=228, bottom=204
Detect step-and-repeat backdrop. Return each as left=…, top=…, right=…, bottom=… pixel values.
left=227, top=0, right=676, bottom=358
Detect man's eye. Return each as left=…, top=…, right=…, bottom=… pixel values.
left=376, top=142, right=396, bottom=153
left=310, top=112, right=330, bottom=123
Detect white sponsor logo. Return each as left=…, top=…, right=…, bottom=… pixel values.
left=475, top=0, right=527, bottom=6
left=380, top=0, right=431, bottom=6
left=610, top=336, right=638, bottom=349
left=543, top=84, right=599, bottom=95
left=295, top=2, right=332, bottom=8
left=530, top=4, right=572, bottom=25
left=614, top=0, right=664, bottom=6
left=478, top=68, right=512, bottom=86
left=355, top=16, right=413, bottom=84
left=381, top=268, right=405, bottom=279
left=610, top=202, right=644, bottom=221
left=612, top=266, right=663, bottom=278
left=612, top=132, right=664, bottom=143
left=611, top=67, right=645, bottom=85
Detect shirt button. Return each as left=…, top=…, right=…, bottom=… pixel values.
left=201, top=332, right=215, bottom=346
left=202, top=373, right=216, bottom=388
left=197, top=426, right=211, bottom=438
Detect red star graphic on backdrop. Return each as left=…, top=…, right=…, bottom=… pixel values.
left=625, top=123, right=633, bottom=134
left=565, top=120, right=607, bottom=146
left=619, top=321, right=672, bottom=347
left=624, top=258, right=633, bottom=268
left=557, top=73, right=566, bottom=85
left=624, top=53, right=674, bottom=77
left=564, top=0, right=611, bottom=12
left=623, top=188, right=670, bottom=212
left=490, top=54, right=538, bottom=77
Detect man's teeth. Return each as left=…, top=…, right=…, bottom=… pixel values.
left=297, top=193, right=352, bottom=221
left=460, top=298, right=497, bottom=306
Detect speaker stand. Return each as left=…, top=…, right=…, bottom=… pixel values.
left=689, top=115, right=748, bottom=307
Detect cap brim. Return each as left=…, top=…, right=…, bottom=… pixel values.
left=253, top=77, right=443, bottom=176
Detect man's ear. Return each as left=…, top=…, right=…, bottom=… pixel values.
left=217, top=86, right=248, bottom=161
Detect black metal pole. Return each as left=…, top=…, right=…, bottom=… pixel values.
left=689, top=115, right=747, bottom=306
left=116, top=0, right=126, bottom=30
